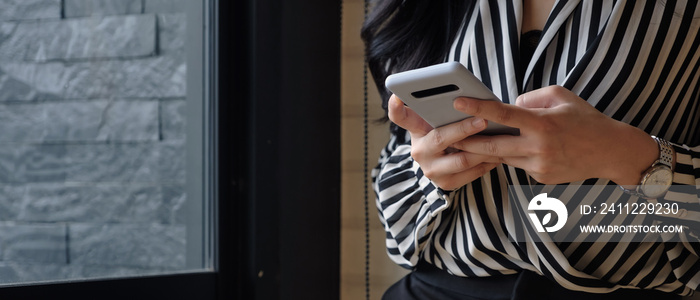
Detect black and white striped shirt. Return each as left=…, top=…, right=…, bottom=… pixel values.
left=372, top=0, right=700, bottom=295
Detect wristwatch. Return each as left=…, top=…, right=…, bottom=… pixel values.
left=620, top=136, right=675, bottom=199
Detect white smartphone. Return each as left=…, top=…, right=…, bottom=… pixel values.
left=385, top=61, right=519, bottom=135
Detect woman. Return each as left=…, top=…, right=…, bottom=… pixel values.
left=363, top=0, right=700, bottom=299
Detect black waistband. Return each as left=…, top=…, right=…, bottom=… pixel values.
left=413, top=261, right=518, bottom=299
left=411, top=261, right=681, bottom=300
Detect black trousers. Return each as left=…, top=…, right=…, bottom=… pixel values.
left=383, top=262, right=681, bottom=300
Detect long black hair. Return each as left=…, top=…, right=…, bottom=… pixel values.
left=361, top=0, right=471, bottom=126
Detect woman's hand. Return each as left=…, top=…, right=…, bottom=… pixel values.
left=388, top=95, right=500, bottom=190
left=450, top=86, right=658, bottom=185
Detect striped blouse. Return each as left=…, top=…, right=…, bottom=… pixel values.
left=372, top=0, right=700, bottom=295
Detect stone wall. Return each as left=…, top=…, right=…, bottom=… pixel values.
left=0, top=0, right=188, bottom=283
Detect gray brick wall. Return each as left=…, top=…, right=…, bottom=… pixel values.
left=0, top=0, right=61, bottom=21
left=0, top=14, right=157, bottom=61
left=65, top=0, right=143, bottom=17
left=0, top=0, right=187, bottom=283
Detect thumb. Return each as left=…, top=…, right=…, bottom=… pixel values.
left=387, top=95, right=433, bottom=136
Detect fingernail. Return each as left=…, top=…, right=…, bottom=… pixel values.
left=389, top=97, right=401, bottom=109
left=471, top=117, right=484, bottom=128
left=454, top=98, right=467, bottom=110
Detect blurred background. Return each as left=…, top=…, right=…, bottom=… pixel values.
left=340, top=0, right=407, bottom=299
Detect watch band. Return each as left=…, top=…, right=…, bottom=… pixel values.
left=619, top=186, right=648, bottom=199
left=652, top=135, right=674, bottom=170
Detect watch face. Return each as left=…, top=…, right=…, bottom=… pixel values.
left=640, top=166, right=673, bottom=198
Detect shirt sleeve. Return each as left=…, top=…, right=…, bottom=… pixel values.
left=371, top=128, right=452, bottom=268
left=657, top=144, right=700, bottom=230
left=651, top=144, right=700, bottom=289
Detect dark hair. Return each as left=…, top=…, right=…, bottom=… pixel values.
left=361, top=0, right=471, bottom=127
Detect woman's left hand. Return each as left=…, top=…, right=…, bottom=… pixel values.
left=450, top=85, right=658, bottom=185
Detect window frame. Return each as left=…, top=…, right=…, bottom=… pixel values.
left=221, top=0, right=342, bottom=298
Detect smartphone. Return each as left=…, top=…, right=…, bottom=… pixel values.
left=385, top=61, right=519, bottom=135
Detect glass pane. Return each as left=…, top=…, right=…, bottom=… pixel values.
left=0, top=0, right=213, bottom=284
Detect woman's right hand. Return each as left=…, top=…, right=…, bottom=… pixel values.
left=388, top=95, right=500, bottom=191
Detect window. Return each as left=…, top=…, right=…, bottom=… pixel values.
left=0, top=0, right=341, bottom=298
left=0, top=0, right=213, bottom=287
